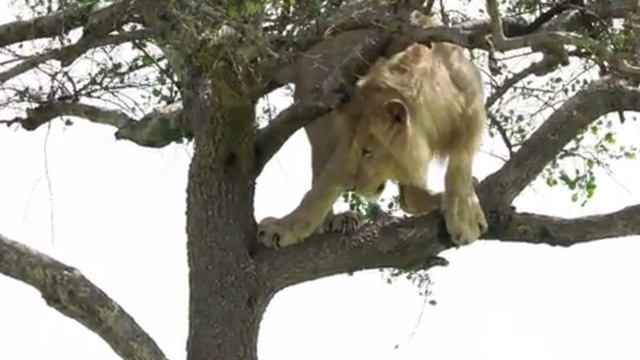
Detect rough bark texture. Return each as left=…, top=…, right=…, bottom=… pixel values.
left=181, top=61, right=266, bottom=359
left=185, top=119, right=265, bottom=360
left=0, top=234, right=168, bottom=360
left=2, top=1, right=640, bottom=360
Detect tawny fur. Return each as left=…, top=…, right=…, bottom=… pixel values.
left=258, top=11, right=488, bottom=248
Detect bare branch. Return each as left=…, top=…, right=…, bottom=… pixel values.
left=484, top=56, right=567, bottom=156
left=485, top=0, right=507, bottom=44
left=491, top=204, right=640, bottom=246
left=0, top=29, right=153, bottom=84
left=482, top=77, right=640, bottom=208
left=9, top=102, right=132, bottom=129
left=0, top=233, right=169, bottom=360
left=485, top=56, right=561, bottom=108
left=256, top=195, right=640, bottom=290
left=487, top=112, right=514, bottom=156
left=2, top=101, right=190, bottom=148
left=0, top=0, right=140, bottom=48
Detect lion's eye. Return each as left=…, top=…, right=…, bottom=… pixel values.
left=361, top=148, right=372, bottom=157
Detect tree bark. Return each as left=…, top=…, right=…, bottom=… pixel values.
left=0, top=234, right=168, bottom=360
left=186, top=144, right=266, bottom=360
left=183, top=67, right=266, bottom=360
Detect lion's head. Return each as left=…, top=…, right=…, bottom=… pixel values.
left=335, top=85, right=431, bottom=198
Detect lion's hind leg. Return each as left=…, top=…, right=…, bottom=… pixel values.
left=398, top=183, right=441, bottom=215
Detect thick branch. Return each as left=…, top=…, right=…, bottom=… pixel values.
left=114, top=102, right=191, bottom=147
left=491, top=204, right=640, bottom=246
left=0, top=0, right=139, bottom=48
left=0, top=233, right=169, bottom=360
left=481, top=77, right=640, bottom=208
left=1, top=101, right=190, bottom=148
left=17, top=102, right=132, bottom=129
left=257, top=196, right=640, bottom=290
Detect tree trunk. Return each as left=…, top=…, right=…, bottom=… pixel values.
left=184, top=75, right=265, bottom=360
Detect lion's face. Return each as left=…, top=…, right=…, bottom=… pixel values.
left=347, top=130, right=394, bottom=199
left=338, top=93, right=421, bottom=198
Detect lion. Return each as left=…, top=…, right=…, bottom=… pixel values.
left=257, top=10, right=488, bottom=248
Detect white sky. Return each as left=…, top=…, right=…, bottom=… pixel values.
left=2, top=3, right=640, bottom=360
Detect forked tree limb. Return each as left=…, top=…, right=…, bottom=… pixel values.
left=481, top=77, right=640, bottom=208
left=0, top=233, right=169, bottom=360
left=257, top=199, right=640, bottom=290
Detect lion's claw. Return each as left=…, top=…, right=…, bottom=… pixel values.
left=257, top=217, right=295, bottom=248
left=323, top=211, right=363, bottom=234
left=442, top=193, right=488, bottom=246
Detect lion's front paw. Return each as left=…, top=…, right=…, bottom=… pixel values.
left=323, top=211, right=363, bottom=234
left=442, top=193, right=488, bottom=246
left=257, top=217, right=303, bottom=249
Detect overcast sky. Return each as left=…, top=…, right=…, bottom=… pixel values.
left=2, top=3, right=640, bottom=360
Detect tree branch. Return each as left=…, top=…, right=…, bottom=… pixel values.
left=113, top=102, right=192, bottom=147
left=256, top=195, right=640, bottom=290
left=485, top=56, right=561, bottom=109
left=483, top=0, right=640, bottom=77
left=484, top=56, right=566, bottom=156
left=0, top=0, right=140, bottom=48
left=1, top=101, right=191, bottom=148
left=481, top=77, right=640, bottom=208
left=0, top=233, right=169, bottom=360
left=487, top=112, right=514, bottom=156
left=263, top=2, right=577, bottom=97
left=0, top=29, right=153, bottom=84
left=490, top=204, right=640, bottom=246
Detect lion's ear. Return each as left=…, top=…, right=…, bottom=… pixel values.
left=384, top=99, right=410, bottom=124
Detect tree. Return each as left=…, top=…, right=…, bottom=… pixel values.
left=1, top=0, right=640, bottom=359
